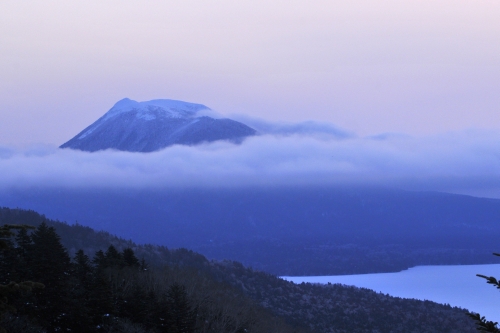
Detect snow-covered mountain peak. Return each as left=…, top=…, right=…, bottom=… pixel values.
left=61, top=98, right=256, bottom=152
left=103, top=98, right=210, bottom=122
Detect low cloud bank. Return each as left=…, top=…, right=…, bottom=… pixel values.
left=1, top=129, right=500, bottom=198
left=230, top=115, right=355, bottom=139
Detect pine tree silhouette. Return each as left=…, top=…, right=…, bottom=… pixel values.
left=29, top=222, right=73, bottom=332
left=123, top=248, right=140, bottom=267
left=67, top=250, right=95, bottom=332
left=165, top=283, right=197, bottom=333
left=104, top=245, right=124, bottom=268
left=468, top=253, right=500, bottom=332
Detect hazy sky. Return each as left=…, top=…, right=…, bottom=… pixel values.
left=2, top=1, right=500, bottom=199
left=1, top=0, right=499, bottom=146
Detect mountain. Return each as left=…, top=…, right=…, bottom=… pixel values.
left=0, top=207, right=477, bottom=332
left=3, top=186, right=500, bottom=276
left=60, top=98, right=257, bottom=152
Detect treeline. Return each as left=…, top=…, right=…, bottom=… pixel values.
left=0, top=222, right=301, bottom=333
left=0, top=208, right=478, bottom=332
left=209, top=261, right=478, bottom=333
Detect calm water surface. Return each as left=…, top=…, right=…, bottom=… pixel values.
left=282, top=264, right=500, bottom=322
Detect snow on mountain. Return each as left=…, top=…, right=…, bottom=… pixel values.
left=60, top=98, right=256, bottom=152
left=102, top=98, right=209, bottom=121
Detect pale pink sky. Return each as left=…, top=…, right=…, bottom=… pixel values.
left=1, top=0, right=499, bottom=146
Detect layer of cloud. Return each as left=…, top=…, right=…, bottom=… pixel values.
left=1, top=129, right=500, bottom=198
left=229, top=115, right=355, bottom=139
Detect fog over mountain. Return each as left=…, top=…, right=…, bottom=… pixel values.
left=1, top=128, right=500, bottom=197
left=3, top=110, right=500, bottom=274
left=228, top=114, right=355, bottom=139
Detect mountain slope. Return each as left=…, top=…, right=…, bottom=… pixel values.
left=60, top=98, right=256, bottom=152
left=0, top=207, right=477, bottom=333
left=2, top=186, right=500, bottom=275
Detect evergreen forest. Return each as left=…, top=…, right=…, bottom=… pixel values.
left=0, top=207, right=480, bottom=332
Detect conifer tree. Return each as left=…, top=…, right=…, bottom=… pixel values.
left=28, top=222, right=73, bottom=331
left=13, top=228, right=33, bottom=281
left=14, top=227, right=31, bottom=255
left=105, top=245, right=124, bottom=268
left=93, top=249, right=106, bottom=270
left=74, top=249, right=93, bottom=285
left=67, top=250, right=94, bottom=333
left=165, top=283, right=197, bottom=333
left=87, top=273, right=116, bottom=331
left=29, top=222, right=71, bottom=283
left=469, top=253, right=500, bottom=332
left=123, top=248, right=140, bottom=267
left=90, top=249, right=117, bottom=330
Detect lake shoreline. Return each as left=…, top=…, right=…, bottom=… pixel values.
left=282, top=263, right=500, bottom=322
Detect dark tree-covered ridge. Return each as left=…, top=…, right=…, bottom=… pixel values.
left=0, top=207, right=478, bottom=332
left=0, top=218, right=301, bottom=333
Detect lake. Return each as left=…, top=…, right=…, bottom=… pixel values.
left=282, top=264, right=500, bottom=323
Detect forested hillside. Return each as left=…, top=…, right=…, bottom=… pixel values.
left=0, top=220, right=298, bottom=333
left=0, top=207, right=477, bottom=332
left=3, top=187, right=500, bottom=275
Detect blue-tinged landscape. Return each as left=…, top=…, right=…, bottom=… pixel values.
left=0, top=207, right=481, bottom=332
left=284, top=264, right=500, bottom=323
left=2, top=186, right=500, bottom=276
left=2, top=98, right=500, bottom=331
left=2, top=2, right=500, bottom=331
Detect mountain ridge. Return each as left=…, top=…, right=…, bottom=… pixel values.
left=0, top=206, right=477, bottom=332
left=3, top=186, right=500, bottom=276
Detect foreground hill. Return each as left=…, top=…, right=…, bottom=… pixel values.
left=60, top=98, right=256, bottom=152
left=0, top=207, right=477, bottom=332
left=3, top=186, right=500, bottom=275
